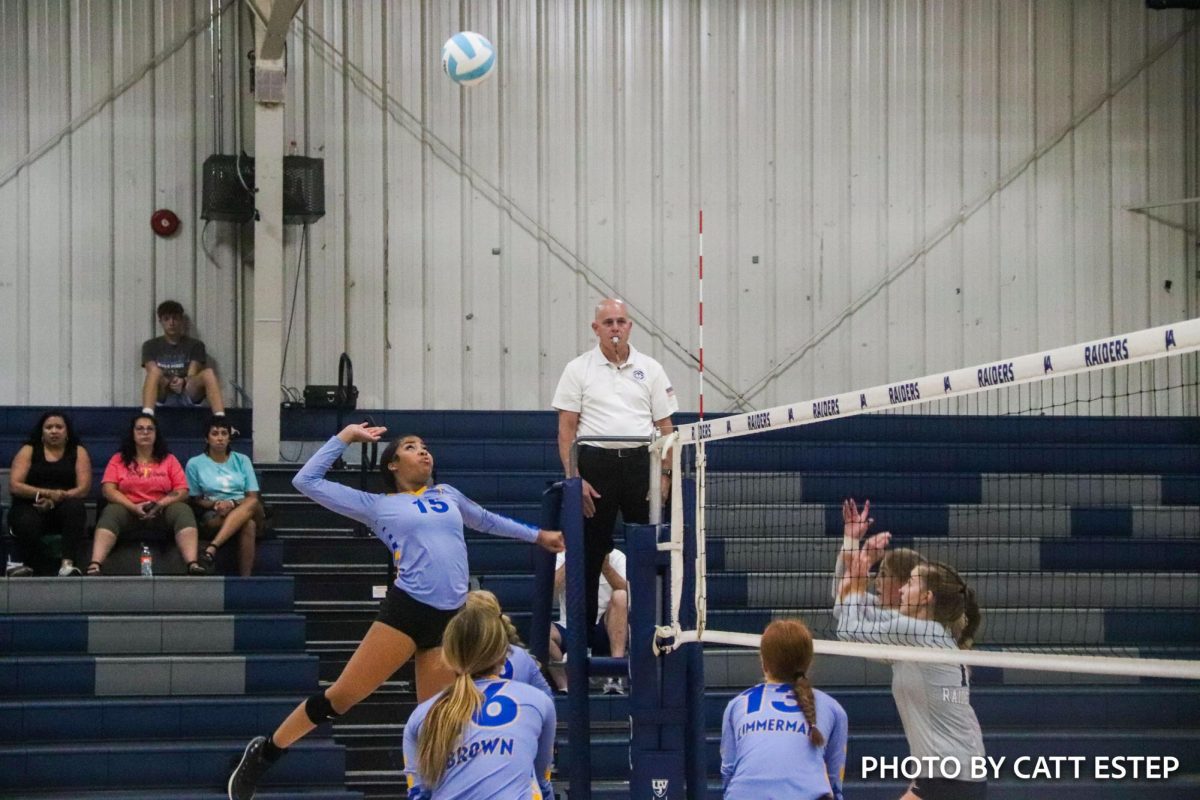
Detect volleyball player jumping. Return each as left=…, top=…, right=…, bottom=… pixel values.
left=836, top=547, right=987, bottom=800
left=720, top=618, right=848, bottom=800
left=404, top=603, right=557, bottom=799
left=228, top=424, right=563, bottom=800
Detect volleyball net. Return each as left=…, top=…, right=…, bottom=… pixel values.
left=653, top=318, right=1200, bottom=681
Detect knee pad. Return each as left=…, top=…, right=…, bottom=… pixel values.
left=304, top=692, right=342, bottom=725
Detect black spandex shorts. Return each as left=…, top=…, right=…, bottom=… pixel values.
left=910, top=778, right=988, bottom=800
left=375, top=585, right=462, bottom=650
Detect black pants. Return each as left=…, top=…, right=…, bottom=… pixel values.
left=8, top=499, right=87, bottom=574
left=578, top=445, right=651, bottom=628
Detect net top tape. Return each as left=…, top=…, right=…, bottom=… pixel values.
left=677, top=318, right=1200, bottom=445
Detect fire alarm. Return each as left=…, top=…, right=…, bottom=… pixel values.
left=151, top=209, right=181, bottom=237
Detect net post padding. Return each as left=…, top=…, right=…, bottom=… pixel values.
left=676, top=318, right=1200, bottom=444
left=627, top=523, right=688, bottom=797
left=559, top=477, right=592, bottom=800
left=651, top=432, right=685, bottom=653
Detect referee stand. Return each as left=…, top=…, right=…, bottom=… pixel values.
left=530, top=443, right=705, bottom=800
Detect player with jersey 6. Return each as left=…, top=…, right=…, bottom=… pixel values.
left=720, top=619, right=848, bottom=800
left=227, top=424, right=563, bottom=800
left=404, top=603, right=557, bottom=799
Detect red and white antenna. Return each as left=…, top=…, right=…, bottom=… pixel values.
left=698, top=209, right=705, bottom=419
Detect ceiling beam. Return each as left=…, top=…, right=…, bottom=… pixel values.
left=256, top=0, right=304, bottom=61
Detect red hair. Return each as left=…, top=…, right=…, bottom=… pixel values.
left=760, top=619, right=824, bottom=746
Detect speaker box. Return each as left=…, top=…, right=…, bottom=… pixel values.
left=303, top=385, right=359, bottom=410
left=201, top=154, right=325, bottom=224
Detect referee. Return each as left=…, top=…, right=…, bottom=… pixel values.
left=552, top=297, right=678, bottom=630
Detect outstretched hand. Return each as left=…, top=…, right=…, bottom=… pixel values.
left=862, top=531, right=892, bottom=561
left=337, top=423, right=388, bottom=444
left=537, top=530, right=566, bottom=553
left=843, top=547, right=875, bottom=580
left=842, top=498, right=873, bottom=543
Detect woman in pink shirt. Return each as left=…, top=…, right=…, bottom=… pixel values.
left=87, top=413, right=203, bottom=575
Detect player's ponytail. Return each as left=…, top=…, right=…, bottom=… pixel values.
left=793, top=670, right=826, bottom=747
left=416, top=605, right=510, bottom=786
left=760, top=619, right=824, bottom=747
left=960, top=584, right=981, bottom=650
left=919, top=562, right=981, bottom=649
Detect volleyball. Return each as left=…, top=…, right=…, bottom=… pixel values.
left=441, top=31, right=496, bottom=87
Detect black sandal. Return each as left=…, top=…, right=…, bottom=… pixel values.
left=86, top=561, right=103, bottom=576
left=199, top=546, right=218, bottom=573
left=187, top=560, right=208, bottom=576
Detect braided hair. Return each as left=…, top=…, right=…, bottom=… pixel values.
left=760, top=619, right=825, bottom=747
left=466, top=589, right=526, bottom=647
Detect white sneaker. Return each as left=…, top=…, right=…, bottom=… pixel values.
left=602, top=677, right=626, bottom=696
left=58, top=564, right=82, bottom=577
left=6, top=563, right=33, bottom=577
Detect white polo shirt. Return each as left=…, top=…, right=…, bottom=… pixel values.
left=556, top=548, right=627, bottom=625
left=552, top=344, right=679, bottom=448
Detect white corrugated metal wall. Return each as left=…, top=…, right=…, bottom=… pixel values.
left=1, top=1, right=1197, bottom=413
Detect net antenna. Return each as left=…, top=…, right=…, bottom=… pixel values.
left=659, top=318, right=1200, bottom=681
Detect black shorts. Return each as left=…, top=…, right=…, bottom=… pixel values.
left=375, top=585, right=462, bottom=650
left=910, top=778, right=988, bottom=800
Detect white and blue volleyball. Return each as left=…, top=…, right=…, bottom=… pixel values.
left=441, top=31, right=496, bottom=87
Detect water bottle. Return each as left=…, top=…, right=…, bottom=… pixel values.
left=140, top=545, right=153, bottom=577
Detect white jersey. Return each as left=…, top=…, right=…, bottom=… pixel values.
left=835, top=592, right=986, bottom=780
left=551, top=345, right=678, bottom=445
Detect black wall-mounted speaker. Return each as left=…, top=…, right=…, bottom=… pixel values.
left=201, top=154, right=325, bottom=224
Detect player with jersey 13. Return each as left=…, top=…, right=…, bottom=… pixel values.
left=404, top=602, right=557, bottom=799
left=227, top=424, right=563, bottom=800
left=720, top=619, right=848, bottom=800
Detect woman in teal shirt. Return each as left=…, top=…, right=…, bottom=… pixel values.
left=185, top=416, right=263, bottom=575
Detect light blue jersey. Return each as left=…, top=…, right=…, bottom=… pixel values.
left=185, top=451, right=259, bottom=501
left=294, top=437, right=540, bottom=610
left=720, top=682, right=847, bottom=800
left=403, top=677, right=556, bottom=800
left=500, top=645, right=555, bottom=699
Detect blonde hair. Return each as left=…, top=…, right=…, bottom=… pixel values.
left=416, top=605, right=511, bottom=786
left=466, top=590, right=525, bottom=647
left=760, top=619, right=824, bottom=747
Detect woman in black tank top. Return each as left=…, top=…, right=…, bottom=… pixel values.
left=7, top=410, right=92, bottom=576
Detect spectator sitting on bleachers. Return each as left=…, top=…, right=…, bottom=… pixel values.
left=186, top=415, right=263, bottom=576
left=87, top=413, right=204, bottom=575
left=141, top=299, right=224, bottom=416
left=549, top=547, right=628, bottom=694
left=7, top=410, right=92, bottom=576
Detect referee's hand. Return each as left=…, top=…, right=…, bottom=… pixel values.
left=581, top=479, right=600, bottom=517
left=536, top=530, right=565, bottom=553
